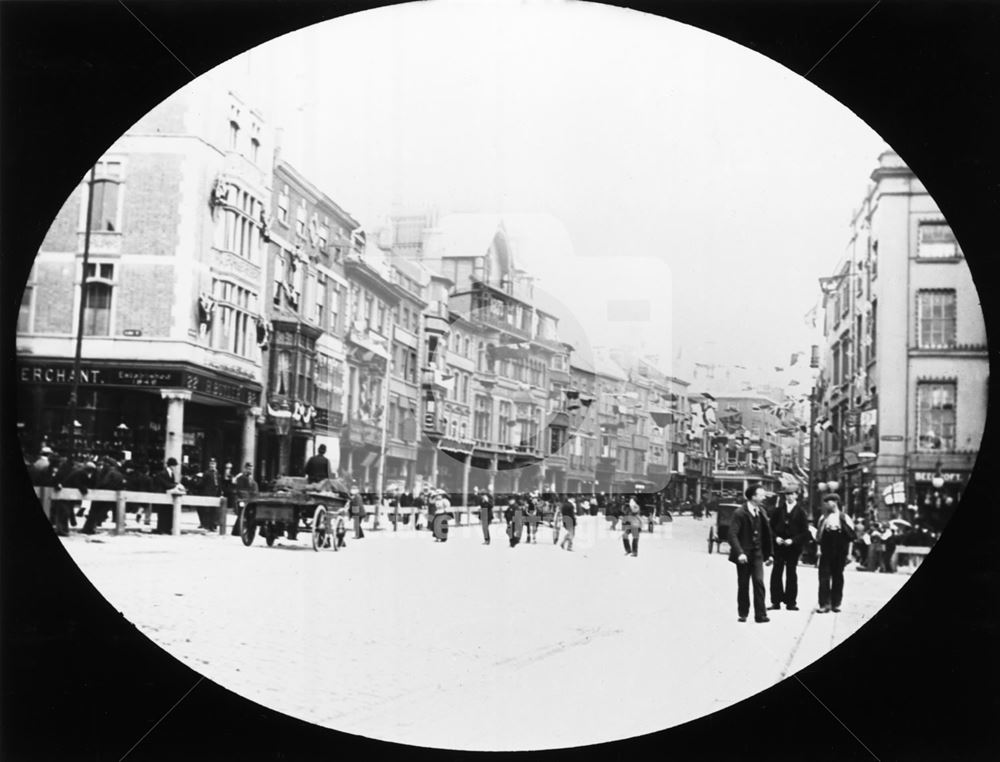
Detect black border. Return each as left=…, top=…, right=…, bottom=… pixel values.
left=2, top=1, right=998, bottom=760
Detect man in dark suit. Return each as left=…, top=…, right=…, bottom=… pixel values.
left=304, top=444, right=331, bottom=484
left=728, top=484, right=774, bottom=623
left=768, top=488, right=810, bottom=610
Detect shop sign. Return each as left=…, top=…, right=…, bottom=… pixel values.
left=881, top=434, right=904, bottom=442
left=122, top=329, right=143, bottom=337
left=18, top=362, right=183, bottom=388
left=914, top=471, right=963, bottom=483
left=184, top=371, right=259, bottom=406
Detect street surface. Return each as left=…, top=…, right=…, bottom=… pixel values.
left=60, top=512, right=909, bottom=751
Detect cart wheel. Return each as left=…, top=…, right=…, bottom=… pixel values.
left=312, top=506, right=328, bottom=552
left=708, top=527, right=716, bottom=553
left=240, top=506, right=256, bottom=547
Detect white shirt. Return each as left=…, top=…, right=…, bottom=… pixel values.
left=747, top=501, right=759, bottom=519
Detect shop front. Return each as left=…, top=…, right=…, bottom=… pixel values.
left=16, top=357, right=261, bottom=472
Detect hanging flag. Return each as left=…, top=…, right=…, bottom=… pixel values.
left=804, top=305, right=818, bottom=329
left=788, top=379, right=801, bottom=386
left=790, top=352, right=802, bottom=366
left=774, top=366, right=784, bottom=372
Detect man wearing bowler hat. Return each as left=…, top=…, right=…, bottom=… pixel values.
left=728, top=484, right=774, bottom=622
left=768, top=487, right=810, bottom=610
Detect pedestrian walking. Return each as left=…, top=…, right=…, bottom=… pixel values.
left=767, top=488, right=809, bottom=610
left=350, top=487, right=366, bottom=539
left=505, top=499, right=523, bottom=547
left=151, top=457, right=182, bottom=534
left=559, top=496, right=576, bottom=551
left=728, top=485, right=774, bottom=623
left=622, top=497, right=642, bottom=557
left=304, top=444, right=331, bottom=484
left=816, top=494, right=854, bottom=613
left=479, top=488, right=494, bottom=544
left=525, top=493, right=539, bottom=543
left=198, top=457, right=221, bottom=531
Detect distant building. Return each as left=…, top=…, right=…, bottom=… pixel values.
left=814, top=150, right=987, bottom=525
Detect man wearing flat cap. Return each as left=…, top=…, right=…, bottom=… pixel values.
left=816, top=493, right=854, bottom=613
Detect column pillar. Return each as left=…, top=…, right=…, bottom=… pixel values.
left=243, top=406, right=260, bottom=473
left=538, top=462, right=547, bottom=492
left=345, top=448, right=354, bottom=482
left=431, top=446, right=439, bottom=487
left=512, top=469, right=521, bottom=494
left=160, top=389, right=192, bottom=481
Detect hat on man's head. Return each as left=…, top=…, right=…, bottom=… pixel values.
left=83, top=460, right=97, bottom=469
left=822, top=493, right=841, bottom=505
left=40, top=446, right=54, bottom=455
left=166, top=457, right=179, bottom=467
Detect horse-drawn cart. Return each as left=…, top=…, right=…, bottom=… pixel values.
left=239, top=477, right=349, bottom=551
left=708, top=502, right=740, bottom=554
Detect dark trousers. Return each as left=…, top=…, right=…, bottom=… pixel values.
left=353, top=515, right=364, bottom=539
left=51, top=501, right=75, bottom=536
left=736, top=552, right=767, bottom=619
left=770, top=544, right=802, bottom=606
left=196, top=505, right=218, bottom=530
left=622, top=529, right=640, bottom=555
left=82, top=502, right=114, bottom=534
left=481, top=517, right=490, bottom=543
left=155, top=505, right=173, bottom=534
left=818, top=556, right=846, bottom=608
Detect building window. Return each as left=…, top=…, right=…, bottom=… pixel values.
left=87, top=160, right=123, bottom=232
left=917, top=382, right=956, bottom=451
left=277, top=185, right=289, bottom=225
left=295, top=200, right=307, bottom=238
left=250, top=137, right=260, bottom=164
left=474, top=395, right=491, bottom=441
left=318, top=222, right=329, bottom=251
left=498, top=401, right=512, bottom=444
left=275, top=350, right=292, bottom=396
left=315, top=275, right=325, bottom=325
left=918, top=222, right=961, bottom=259
left=918, top=290, right=957, bottom=349
left=868, top=300, right=877, bottom=363
left=82, top=262, right=114, bottom=336
left=18, top=279, right=33, bottom=333
left=221, top=187, right=261, bottom=261
left=228, top=120, right=240, bottom=151
left=315, top=353, right=332, bottom=411
left=211, top=279, right=257, bottom=358
left=330, top=285, right=340, bottom=333
left=297, top=353, right=314, bottom=404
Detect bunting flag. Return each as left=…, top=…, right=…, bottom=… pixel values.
left=788, top=379, right=801, bottom=386
left=790, top=352, right=802, bottom=366
left=804, top=305, right=818, bottom=329
left=580, top=397, right=594, bottom=407
left=565, top=390, right=580, bottom=400
left=649, top=410, right=674, bottom=428
left=774, top=366, right=784, bottom=373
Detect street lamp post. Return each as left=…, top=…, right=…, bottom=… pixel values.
left=67, top=165, right=98, bottom=459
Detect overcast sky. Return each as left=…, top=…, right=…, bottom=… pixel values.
left=208, top=0, right=888, bottom=382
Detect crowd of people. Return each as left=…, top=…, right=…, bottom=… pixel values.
left=27, top=444, right=923, bottom=625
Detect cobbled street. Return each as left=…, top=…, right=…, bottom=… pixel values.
left=61, top=513, right=909, bottom=751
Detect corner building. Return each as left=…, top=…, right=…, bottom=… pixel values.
left=17, top=75, right=272, bottom=473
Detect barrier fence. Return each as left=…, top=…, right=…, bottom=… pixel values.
left=33, top=486, right=228, bottom=537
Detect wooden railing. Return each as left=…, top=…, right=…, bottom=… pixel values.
left=34, top=486, right=228, bottom=537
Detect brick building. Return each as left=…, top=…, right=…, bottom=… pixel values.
left=17, top=75, right=272, bottom=475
